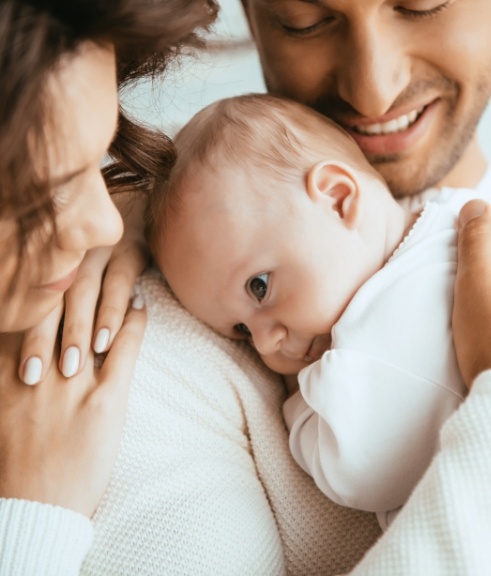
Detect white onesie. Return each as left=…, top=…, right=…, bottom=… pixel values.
left=284, top=190, right=479, bottom=527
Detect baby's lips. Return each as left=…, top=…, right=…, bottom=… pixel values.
left=307, top=334, right=332, bottom=361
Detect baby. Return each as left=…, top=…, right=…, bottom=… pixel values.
left=147, top=93, right=468, bottom=528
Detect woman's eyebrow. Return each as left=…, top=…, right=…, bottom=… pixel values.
left=50, top=165, right=88, bottom=187
left=51, top=118, right=119, bottom=187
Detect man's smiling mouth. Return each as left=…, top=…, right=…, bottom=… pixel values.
left=350, top=107, right=424, bottom=136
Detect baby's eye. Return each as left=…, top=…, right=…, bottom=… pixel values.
left=234, top=323, right=252, bottom=338
left=247, top=273, right=269, bottom=302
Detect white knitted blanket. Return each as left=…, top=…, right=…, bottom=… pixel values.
left=2, top=270, right=491, bottom=575
left=82, top=270, right=381, bottom=575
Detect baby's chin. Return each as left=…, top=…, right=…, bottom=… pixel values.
left=258, top=353, right=311, bottom=376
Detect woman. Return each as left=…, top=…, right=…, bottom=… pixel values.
left=1, top=1, right=491, bottom=574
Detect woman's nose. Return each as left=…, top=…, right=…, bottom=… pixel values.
left=57, top=170, right=124, bottom=252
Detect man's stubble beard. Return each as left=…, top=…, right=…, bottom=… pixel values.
left=267, top=73, right=491, bottom=198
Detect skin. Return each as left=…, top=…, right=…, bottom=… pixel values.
left=0, top=42, right=146, bottom=516
left=241, top=0, right=491, bottom=197
left=0, top=43, right=123, bottom=333
left=454, top=200, right=491, bottom=387
left=160, top=155, right=413, bottom=375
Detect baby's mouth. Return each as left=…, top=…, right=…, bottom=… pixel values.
left=304, top=334, right=332, bottom=362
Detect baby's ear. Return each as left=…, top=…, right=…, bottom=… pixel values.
left=307, top=161, right=361, bottom=228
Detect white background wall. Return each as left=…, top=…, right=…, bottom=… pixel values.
left=122, top=0, right=491, bottom=161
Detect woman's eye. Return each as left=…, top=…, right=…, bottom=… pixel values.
left=247, top=273, right=269, bottom=302
left=234, top=323, right=252, bottom=338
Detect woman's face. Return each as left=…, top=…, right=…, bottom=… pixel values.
left=0, top=43, right=123, bottom=332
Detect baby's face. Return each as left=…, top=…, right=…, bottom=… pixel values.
left=160, top=165, right=376, bottom=375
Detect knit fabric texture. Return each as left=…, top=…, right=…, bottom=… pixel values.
left=81, top=270, right=381, bottom=575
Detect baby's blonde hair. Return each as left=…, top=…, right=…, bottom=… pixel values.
left=147, top=93, right=372, bottom=250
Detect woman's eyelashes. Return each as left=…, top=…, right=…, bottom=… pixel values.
left=247, top=273, right=269, bottom=302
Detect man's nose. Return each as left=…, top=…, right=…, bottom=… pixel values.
left=334, top=19, right=411, bottom=119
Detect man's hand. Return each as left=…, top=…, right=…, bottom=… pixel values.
left=453, top=199, right=491, bottom=388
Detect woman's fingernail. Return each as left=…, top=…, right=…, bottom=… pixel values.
left=94, top=328, right=110, bottom=353
left=23, top=356, right=43, bottom=385
left=458, top=200, right=486, bottom=229
left=62, top=346, right=80, bottom=378
left=132, top=294, right=145, bottom=310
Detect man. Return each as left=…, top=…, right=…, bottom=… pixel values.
left=234, top=1, right=491, bottom=572
left=241, top=0, right=490, bottom=197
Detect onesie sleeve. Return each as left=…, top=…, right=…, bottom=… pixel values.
left=348, top=370, right=491, bottom=575
left=284, top=349, right=463, bottom=513
left=0, top=499, right=93, bottom=575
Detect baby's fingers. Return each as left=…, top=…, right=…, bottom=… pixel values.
left=18, top=302, right=63, bottom=385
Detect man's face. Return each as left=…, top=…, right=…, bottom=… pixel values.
left=242, top=0, right=491, bottom=197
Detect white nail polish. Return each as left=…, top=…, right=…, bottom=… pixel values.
left=132, top=294, right=145, bottom=310
left=62, top=346, right=80, bottom=378
left=23, top=356, right=43, bottom=385
left=94, top=328, right=110, bottom=353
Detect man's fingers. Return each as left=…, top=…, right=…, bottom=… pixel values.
left=18, top=303, right=63, bottom=385
left=453, top=200, right=491, bottom=387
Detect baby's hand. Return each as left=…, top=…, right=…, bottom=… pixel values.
left=283, top=374, right=300, bottom=397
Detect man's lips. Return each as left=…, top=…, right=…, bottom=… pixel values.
left=339, top=100, right=439, bottom=156
left=349, top=107, right=423, bottom=135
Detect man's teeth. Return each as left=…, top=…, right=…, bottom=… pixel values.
left=353, top=108, right=422, bottom=136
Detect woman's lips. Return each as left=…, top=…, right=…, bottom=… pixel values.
left=39, top=266, right=80, bottom=292
left=304, top=334, right=332, bottom=362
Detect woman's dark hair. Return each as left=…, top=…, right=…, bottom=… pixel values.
left=0, top=0, right=217, bottom=269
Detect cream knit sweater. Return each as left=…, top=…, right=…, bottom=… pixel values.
left=1, top=271, right=491, bottom=575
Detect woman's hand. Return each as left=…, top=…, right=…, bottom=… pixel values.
left=0, top=299, right=146, bottom=517
left=19, top=193, right=148, bottom=385
left=453, top=199, right=491, bottom=388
